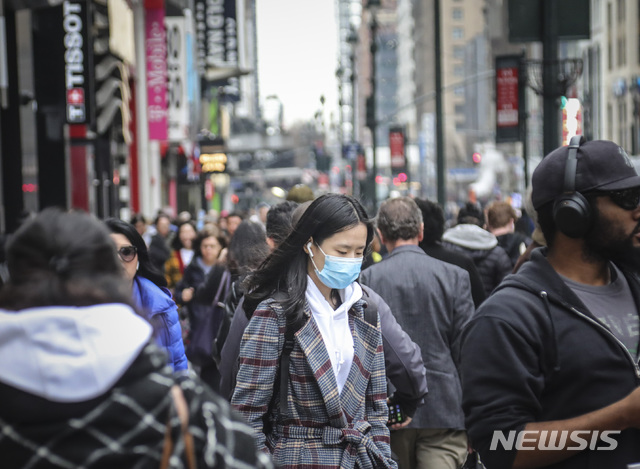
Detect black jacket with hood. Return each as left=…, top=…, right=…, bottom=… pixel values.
left=460, top=248, right=640, bottom=469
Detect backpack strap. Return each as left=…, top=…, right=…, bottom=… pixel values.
left=279, top=324, right=295, bottom=420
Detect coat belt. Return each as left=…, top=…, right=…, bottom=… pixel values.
left=276, top=421, right=388, bottom=469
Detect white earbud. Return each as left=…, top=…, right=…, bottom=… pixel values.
left=307, top=242, right=314, bottom=258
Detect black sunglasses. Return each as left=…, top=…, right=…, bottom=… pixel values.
left=593, top=188, right=640, bottom=211
left=117, top=245, right=138, bottom=262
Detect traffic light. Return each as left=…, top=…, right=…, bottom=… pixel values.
left=472, top=152, right=482, bottom=164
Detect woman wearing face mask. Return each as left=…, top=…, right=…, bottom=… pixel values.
left=231, top=193, right=397, bottom=469
left=105, top=218, right=188, bottom=372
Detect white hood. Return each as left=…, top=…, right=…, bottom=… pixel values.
left=0, top=304, right=152, bottom=403
left=442, top=223, right=498, bottom=250
left=306, top=277, right=362, bottom=394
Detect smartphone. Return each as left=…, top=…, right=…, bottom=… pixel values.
left=387, top=401, right=404, bottom=426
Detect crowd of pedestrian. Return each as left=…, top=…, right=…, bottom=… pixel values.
left=2, top=138, right=640, bottom=469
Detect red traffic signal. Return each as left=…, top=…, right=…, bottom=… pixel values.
left=472, top=152, right=482, bottom=164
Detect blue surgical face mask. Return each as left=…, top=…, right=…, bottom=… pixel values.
left=309, top=243, right=363, bottom=290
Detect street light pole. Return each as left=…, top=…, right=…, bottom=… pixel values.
left=347, top=27, right=359, bottom=198
left=366, top=0, right=380, bottom=211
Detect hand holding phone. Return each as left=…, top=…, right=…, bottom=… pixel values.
left=387, top=401, right=404, bottom=426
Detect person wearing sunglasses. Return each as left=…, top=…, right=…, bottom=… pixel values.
left=105, top=218, right=188, bottom=372
left=460, top=138, right=640, bottom=469
left=0, top=208, right=272, bottom=469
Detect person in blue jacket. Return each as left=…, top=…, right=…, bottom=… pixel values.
left=105, top=218, right=188, bottom=372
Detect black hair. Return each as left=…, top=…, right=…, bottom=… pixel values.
left=0, top=208, right=132, bottom=310
left=227, top=221, right=270, bottom=278
left=104, top=218, right=168, bottom=288
left=130, top=213, right=147, bottom=225
left=243, top=193, right=374, bottom=328
left=415, top=198, right=445, bottom=245
left=154, top=212, right=171, bottom=226
left=171, top=220, right=197, bottom=251
left=192, top=227, right=228, bottom=260
left=265, top=201, right=299, bottom=246
left=457, top=201, right=485, bottom=227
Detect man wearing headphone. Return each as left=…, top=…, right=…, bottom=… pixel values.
left=459, top=137, right=640, bottom=469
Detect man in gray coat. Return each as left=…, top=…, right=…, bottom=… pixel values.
left=360, top=196, right=475, bottom=469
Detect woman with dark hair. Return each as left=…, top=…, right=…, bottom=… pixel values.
left=0, top=208, right=272, bottom=469
left=105, top=218, right=188, bottom=372
left=231, top=194, right=396, bottom=469
left=186, top=221, right=268, bottom=391
left=164, top=220, right=197, bottom=292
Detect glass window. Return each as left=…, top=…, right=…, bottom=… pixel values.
left=452, top=27, right=464, bottom=40
left=454, top=46, right=464, bottom=59
left=453, top=8, right=463, bottom=20
left=454, top=65, right=464, bottom=76
left=454, top=86, right=464, bottom=96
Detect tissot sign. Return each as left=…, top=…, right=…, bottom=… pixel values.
left=62, top=0, right=93, bottom=125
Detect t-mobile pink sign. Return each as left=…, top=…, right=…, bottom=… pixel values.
left=145, top=7, right=167, bottom=140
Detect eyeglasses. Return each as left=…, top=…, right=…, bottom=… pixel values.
left=117, top=245, right=138, bottom=262
left=600, top=188, right=640, bottom=211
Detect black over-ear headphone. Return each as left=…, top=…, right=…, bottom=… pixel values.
left=553, top=135, right=591, bottom=238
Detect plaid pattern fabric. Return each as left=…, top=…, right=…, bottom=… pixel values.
left=231, top=298, right=397, bottom=469
left=1, top=344, right=273, bottom=469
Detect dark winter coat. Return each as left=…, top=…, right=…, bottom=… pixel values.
left=0, top=304, right=272, bottom=469
left=460, top=248, right=640, bottom=469
left=442, top=224, right=512, bottom=297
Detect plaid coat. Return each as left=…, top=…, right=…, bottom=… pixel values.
left=231, top=297, right=397, bottom=469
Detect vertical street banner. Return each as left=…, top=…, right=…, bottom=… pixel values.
left=495, top=55, right=521, bottom=143
left=194, top=0, right=240, bottom=101
left=145, top=0, right=168, bottom=140
left=389, top=126, right=406, bottom=172
left=62, top=0, right=94, bottom=125
left=166, top=16, right=189, bottom=142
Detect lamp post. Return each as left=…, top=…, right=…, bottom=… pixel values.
left=347, top=27, right=359, bottom=198
left=366, top=0, right=380, bottom=211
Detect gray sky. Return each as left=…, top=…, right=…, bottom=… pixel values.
left=256, top=0, right=338, bottom=127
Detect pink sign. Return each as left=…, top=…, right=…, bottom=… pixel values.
left=145, top=8, right=168, bottom=140
left=496, top=67, right=519, bottom=128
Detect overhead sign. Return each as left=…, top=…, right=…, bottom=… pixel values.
left=508, top=0, right=590, bottom=42
left=495, top=55, right=522, bottom=143
left=199, top=136, right=227, bottom=172
left=166, top=17, right=189, bottom=142
left=145, top=5, right=168, bottom=140
left=389, top=126, right=406, bottom=170
left=194, top=0, right=240, bottom=100
left=63, top=0, right=93, bottom=124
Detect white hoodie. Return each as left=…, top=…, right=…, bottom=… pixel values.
left=305, top=277, right=362, bottom=394
left=0, top=304, right=152, bottom=402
